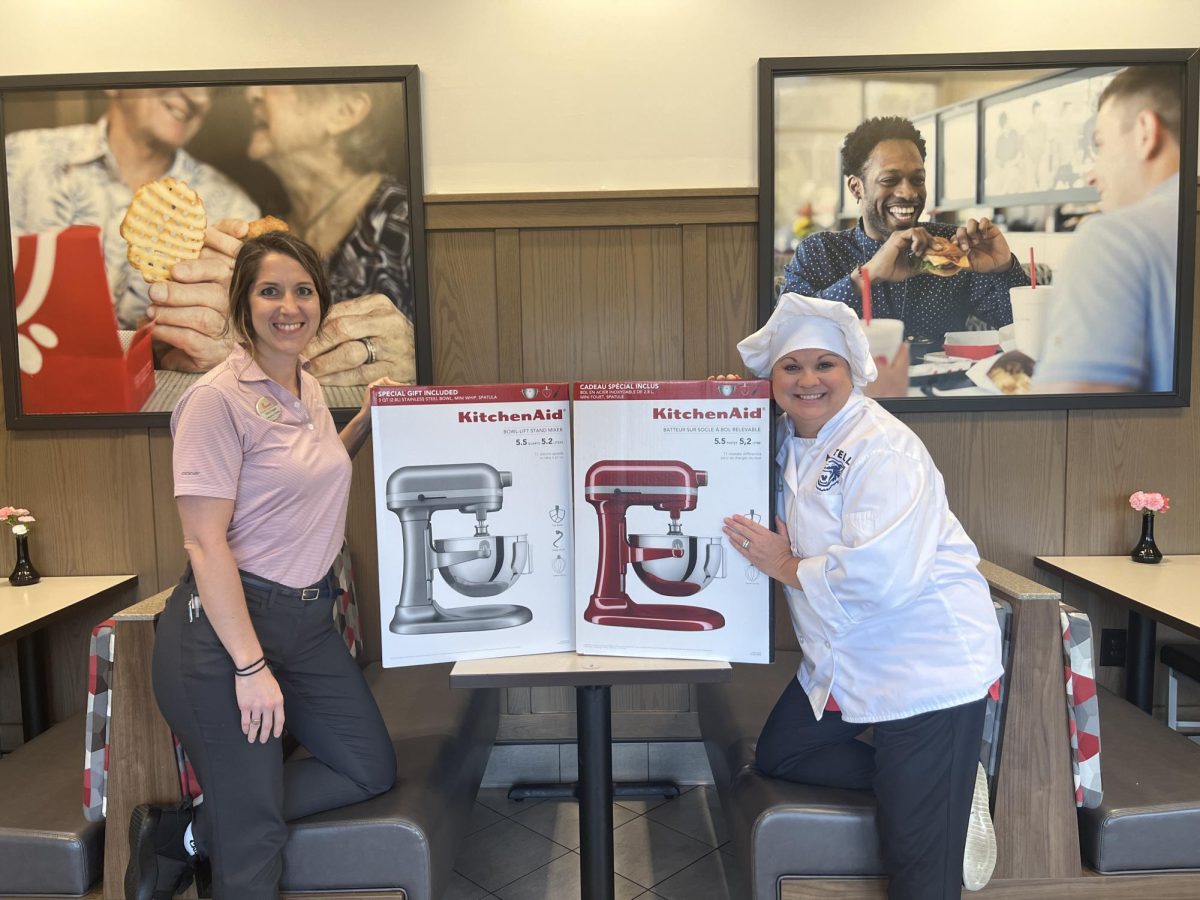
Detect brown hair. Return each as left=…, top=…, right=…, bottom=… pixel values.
left=1099, top=65, right=1182, bottom=142
left=225, top=231, right=332, bottom=350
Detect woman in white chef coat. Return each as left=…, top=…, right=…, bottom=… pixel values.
left=721, top=293, right=1003, bottom=899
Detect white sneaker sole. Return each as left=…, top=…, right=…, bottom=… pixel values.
left=963, top=762, right=997, bottom=891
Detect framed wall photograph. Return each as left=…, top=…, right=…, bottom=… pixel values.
left=0, top=65, right=430, bottom=428
left=760, top=49, right=1199, bottom=412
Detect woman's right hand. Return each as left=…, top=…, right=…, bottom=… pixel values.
left=236, top=665, right=286, bottom=743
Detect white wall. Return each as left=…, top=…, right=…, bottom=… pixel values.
left=1, top=0, right=1196, bottom=194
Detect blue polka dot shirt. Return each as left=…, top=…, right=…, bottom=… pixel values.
left=782, top=220, right=1025, bottom=343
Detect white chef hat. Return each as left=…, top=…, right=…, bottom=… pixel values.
left=737, top=293, right=877, bottom=387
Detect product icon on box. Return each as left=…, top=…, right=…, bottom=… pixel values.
left=584, top=459, right=726, bottom=631
left=386, top=462, right=533, bottom=634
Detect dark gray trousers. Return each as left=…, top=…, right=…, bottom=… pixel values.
left=152, top=573, right=395, bottom=900
left=756, top=677, right=986, bottom=900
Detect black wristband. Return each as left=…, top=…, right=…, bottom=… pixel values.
left=235, top=659, right=268, bottom=677
left=235, top=655, right=266, bottom=675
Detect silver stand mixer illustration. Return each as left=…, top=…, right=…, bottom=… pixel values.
left=387, top=463, right=533, bottom=634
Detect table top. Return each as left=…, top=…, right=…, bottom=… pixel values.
left=1035, top=555, right=1200, bottom=638
left=0, top=574, right=137, bottom=640
left=450, top=651, right=732, bottom=689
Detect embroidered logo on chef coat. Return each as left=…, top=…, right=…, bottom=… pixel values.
left=816, top=449, right=852, bottom=492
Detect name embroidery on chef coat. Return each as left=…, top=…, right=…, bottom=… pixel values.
left=816, top=449, right=853, bottom=492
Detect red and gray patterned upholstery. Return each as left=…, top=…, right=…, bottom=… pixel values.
left=82, top=619, right=115, bottom=822
left=1060, top=603, right=1102, bottom=808
left=980, top=599, right=1012, bottom=780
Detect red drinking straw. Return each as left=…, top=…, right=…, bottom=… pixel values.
left=861, top=266, right=873, bottom=323
left=1029, top=248, right=1037, bottom=289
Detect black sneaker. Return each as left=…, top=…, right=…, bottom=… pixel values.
left=125, top=801, right=199, bottom=900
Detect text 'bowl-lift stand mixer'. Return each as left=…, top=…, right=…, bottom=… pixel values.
left=387, top=463, right=533, bottom=634
left=584, top=459, right=726, bottom=631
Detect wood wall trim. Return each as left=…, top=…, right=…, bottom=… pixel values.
left=427, top=187, right=758, bottom=203
left=425, top=189, right=756, bottom=230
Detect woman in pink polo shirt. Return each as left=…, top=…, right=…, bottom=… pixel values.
left=126, top=231, right=396, bottom=900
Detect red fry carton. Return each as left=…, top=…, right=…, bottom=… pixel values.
left=13, top=225, right=154, bottom=414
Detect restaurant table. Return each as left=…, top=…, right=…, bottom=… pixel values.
left=1035, top=554, right=1200, bottom=713
left=0, top=574, right=136, bottom=740
left=450, top=652, right=731, bottom=900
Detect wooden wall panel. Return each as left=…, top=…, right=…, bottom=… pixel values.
left=428, top=229, right=502, bottom=385
left=901, top=411, right=1068, bottom=580
left=518, top=227, right=685, bottom=382
left=149, top=429, right=186, bottom=590
left=705, top=223, right=758, bottom=378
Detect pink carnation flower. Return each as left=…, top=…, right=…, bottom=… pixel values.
left=1144, top=493, right=1166, bottom=512
left=1129, top=491, right=1147, bottom=511
left=16, top=515, right=35, bottom=523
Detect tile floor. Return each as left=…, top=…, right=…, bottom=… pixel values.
left=443, top=785, right=743, bottom=900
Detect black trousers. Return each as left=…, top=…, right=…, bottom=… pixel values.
left=756, top=677, right=986, bottom=900
left=152, top=572, right=396, bottom=900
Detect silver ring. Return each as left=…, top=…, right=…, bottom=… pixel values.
left=742, top=538, right=751, bottom=550
left=250, top=718, right=262, bottom=724
left=359, top=336, right=377, bottom=366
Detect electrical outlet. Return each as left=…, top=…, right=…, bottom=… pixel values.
left=1099, top=628, right=1127, bottom=666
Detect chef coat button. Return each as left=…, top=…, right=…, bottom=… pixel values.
left=798, top=634, right=804, bottom=642
left=308, top=424, right=315, bottom=431
left=824, top=640, right=831, bottom=648
left=293, top=401, right=301, bottom=408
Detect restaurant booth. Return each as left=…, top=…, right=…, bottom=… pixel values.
left=2, top=2, right=1200, bottom=898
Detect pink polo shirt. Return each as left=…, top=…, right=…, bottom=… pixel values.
left=171, top=346, right=351, bottom=588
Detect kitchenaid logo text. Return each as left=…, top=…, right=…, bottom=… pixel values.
left=651, top=407, right=763, bottom=420
left=458, top=409, right=565, bottom=423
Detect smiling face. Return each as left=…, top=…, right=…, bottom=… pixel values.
left=247, top=253, right=321, bottom=368
left=106, top=87, right=212, bottom=151
left=851, top=139, right=927, bottom=240
left=771, top=349, right=855, bottom=438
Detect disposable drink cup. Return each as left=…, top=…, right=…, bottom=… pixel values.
left=1010, top=286, right=1052, bottom=361
left=860, top=318, right=904, bottom=364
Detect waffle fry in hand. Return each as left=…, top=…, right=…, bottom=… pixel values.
left=245, top=215, right=289, bottom=239
left=120, top=177, right=208, bottom=283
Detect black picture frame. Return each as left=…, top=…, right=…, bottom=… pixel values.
left=0, top=64, right=431, bottom=428
left=759, top=49, right=1199, bottom=412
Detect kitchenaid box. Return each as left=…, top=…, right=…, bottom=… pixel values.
left=572, top=380, right=772, bottom=663
left=371, top=383, right=574, bottom=666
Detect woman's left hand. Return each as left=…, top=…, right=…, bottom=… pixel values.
left=304, top=294, right=416, bottom=385
left=723, top=514, right=801, bottom=587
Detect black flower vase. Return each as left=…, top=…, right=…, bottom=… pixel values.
left=9, top=533, right=41, bottom=585
left=1129, top=511, right=1163, bottom=564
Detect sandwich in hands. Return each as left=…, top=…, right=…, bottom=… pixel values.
left=918, top=236, right=971, bottom=277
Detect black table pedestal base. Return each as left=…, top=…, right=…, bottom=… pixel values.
left=1127, top=610, right=1157, bottom=713
left=16, top=630, right=50, bottom=742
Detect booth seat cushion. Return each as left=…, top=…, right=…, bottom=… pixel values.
left=0, top=712, right=102, bottom=896
left=280, top=662, right=499, bottom=900
left=1078, top=688, right=1200, bottom=873
left=699, top=651, right=885, bottom=898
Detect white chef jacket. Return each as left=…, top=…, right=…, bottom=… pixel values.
left=777, top=393, right=1002, bottom=723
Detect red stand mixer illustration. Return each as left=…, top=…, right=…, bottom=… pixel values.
left=584, top=459, right=726, bottom=631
